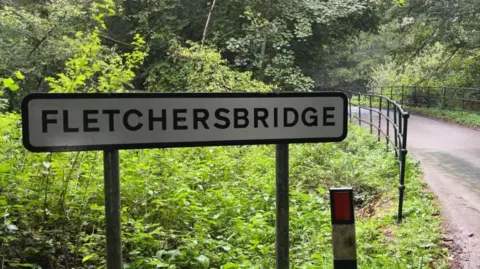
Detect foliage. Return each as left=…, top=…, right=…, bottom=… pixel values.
left=46, top=29, right=147, bottom=93
left=119, top=0, right=382, bottom=91
left=0, top=114, right=448, bottom=268
left=0, top=0, right=97, bottom=107
left=146, top=42, right=272, bottom=93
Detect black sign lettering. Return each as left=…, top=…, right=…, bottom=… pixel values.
left=102, top=110, right=120, bottom=132
left=234, top=108, right=249, bottom=128
left=274, top=108, right=279, bottom=128
left=213, top=108, right=230, bottom=129
left=149, top=109, right=166, bottom=131
left=323, top=107, right=335, bottom=126
left=63, top=110, right=79, bottom=132
left=193, top=109, right=210, bottom=130
left=302, top=107, right=318, bottom=127
left=42, top=110, right=58, bottom=133
left=284, top=108, right=299, bottom=127
left=123, top=109, right=143, bottom=131
left=254, top=108, right=269, bottom=128
left=83, top=110, right=100, bottom=132
left=173, top=109, right=188, bottom=130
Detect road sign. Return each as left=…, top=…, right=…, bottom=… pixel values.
left=21, top=92, right=348, bottom=152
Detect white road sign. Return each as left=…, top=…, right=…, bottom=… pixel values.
left=21, top=92, right=348, bottom=152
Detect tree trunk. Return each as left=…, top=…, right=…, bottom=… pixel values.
left=202, top=0, right=217, bottom=45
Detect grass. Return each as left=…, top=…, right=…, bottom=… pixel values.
left=405, top=106, right=480, bottom=129
left=0, top=113, right=449, bottom=268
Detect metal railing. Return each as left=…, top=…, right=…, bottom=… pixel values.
left=359, top=86, right=480, bottom=112
left=316, top=87, right=410, bottom=222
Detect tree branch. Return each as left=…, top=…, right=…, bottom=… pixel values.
left=202, top=0, right=217, bottom=45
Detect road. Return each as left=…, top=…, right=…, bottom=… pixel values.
left=407, top=114, right=480, bottom=269
left=353, top=106, right=480, bottom=268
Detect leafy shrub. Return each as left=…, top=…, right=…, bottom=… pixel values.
left=146, top=42, right=273, bottom=93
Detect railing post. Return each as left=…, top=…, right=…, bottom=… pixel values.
left=401, top=86, right=404, bottom=106
left=358, top=94, right=361, bottom=127
left=349, top=94, right=352, bottom=122
left=442, top=87, right=446, bottom=108
left=369, top=95, right=373, bottom=134
left=393, top=107, right=398, bottom=158
left=426, top=87, right=430, bottom=107
left=414, top=86, right=418, bottom=107
left=398, top=113, right=410, bottom=223
left=377, top=96, right=382, bottom=142
left=386, top=101, right=390, bottom=151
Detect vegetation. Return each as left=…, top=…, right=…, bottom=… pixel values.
left=407, top=106, right=480, bottom=129
left=0, top=116, right=447, bottom=268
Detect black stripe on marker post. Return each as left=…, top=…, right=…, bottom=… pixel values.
left=330, top=187, right=357, bottom=269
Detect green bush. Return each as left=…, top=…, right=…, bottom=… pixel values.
left=0, top=113, right=447, bottom=268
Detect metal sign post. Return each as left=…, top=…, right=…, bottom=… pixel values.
left=21, top=92, right=348, bottom=269
left=276, top=144, right=289, bottom=269
left=103, top=150, right=123, bottom=268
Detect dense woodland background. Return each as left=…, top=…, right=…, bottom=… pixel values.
left=1, top=0, right=480, bottom=105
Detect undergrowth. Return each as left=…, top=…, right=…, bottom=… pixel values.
left=0, top=113, right=448, bottom=268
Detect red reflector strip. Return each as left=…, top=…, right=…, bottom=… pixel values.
left=330, top=188, right=354, bottom=224
left=333, top=191, right=351, bottom=221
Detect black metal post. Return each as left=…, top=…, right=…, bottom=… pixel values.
left=398, top=113, right=410, bottom=222
left=393, top=107, right=398, bottom=158
left=442, top=87, right=446, bottom=108
left=378, top=96, right=382, bottom=142
left=349, top=96, right=352, bottom=122
left=276, top=144, right=289, bottom=269
left=414, top=87, right=418, bottom=107
left=425, top=87, right=431, bottom=107
left=386, top=101, right=390, bottom=151
left=401, top=86, right=404, bottom=106
left=104, top=150, right=123, bottom=269
left=357, top=94, right=361, bottom=126
left=369, top=95, right=373, bottom=134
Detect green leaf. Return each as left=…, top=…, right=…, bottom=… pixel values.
left=9, top=84, right=19, bottom=91
left=222, top=263, right=240, bottom=269
left=196, top=255, right=210, bottom=268
left=14, top=71, right=25, bottom=80
left=82, top=255, right=94, bottom=263
left=3, top=77, right=14, bottom=88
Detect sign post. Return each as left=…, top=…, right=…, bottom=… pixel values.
left=276, top=144, right=289, bottom=269
left=21, top=92, right=348, bottom=269
left=103, top=150, right=122, bottom=268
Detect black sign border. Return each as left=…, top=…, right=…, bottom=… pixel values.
left=22, top=92, right=348, bottom=152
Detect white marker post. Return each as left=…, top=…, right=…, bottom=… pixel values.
left=330, top=187, right=357, bottom=269
left=22, top=92, right=348, bottom=269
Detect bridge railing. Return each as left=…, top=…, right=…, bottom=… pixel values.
left=369, top=86, right=480, bottom=112
left=316, top=87, right=410, bottom=222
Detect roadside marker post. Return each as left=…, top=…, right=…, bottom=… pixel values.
left=21, top=92, right=348, bottom=269
left=330, top=187, right=357, bottom=269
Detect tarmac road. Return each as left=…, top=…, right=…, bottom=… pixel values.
left=352, top=106, right=480, bottom=268
left=407, top=114, right=480, bottom=269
